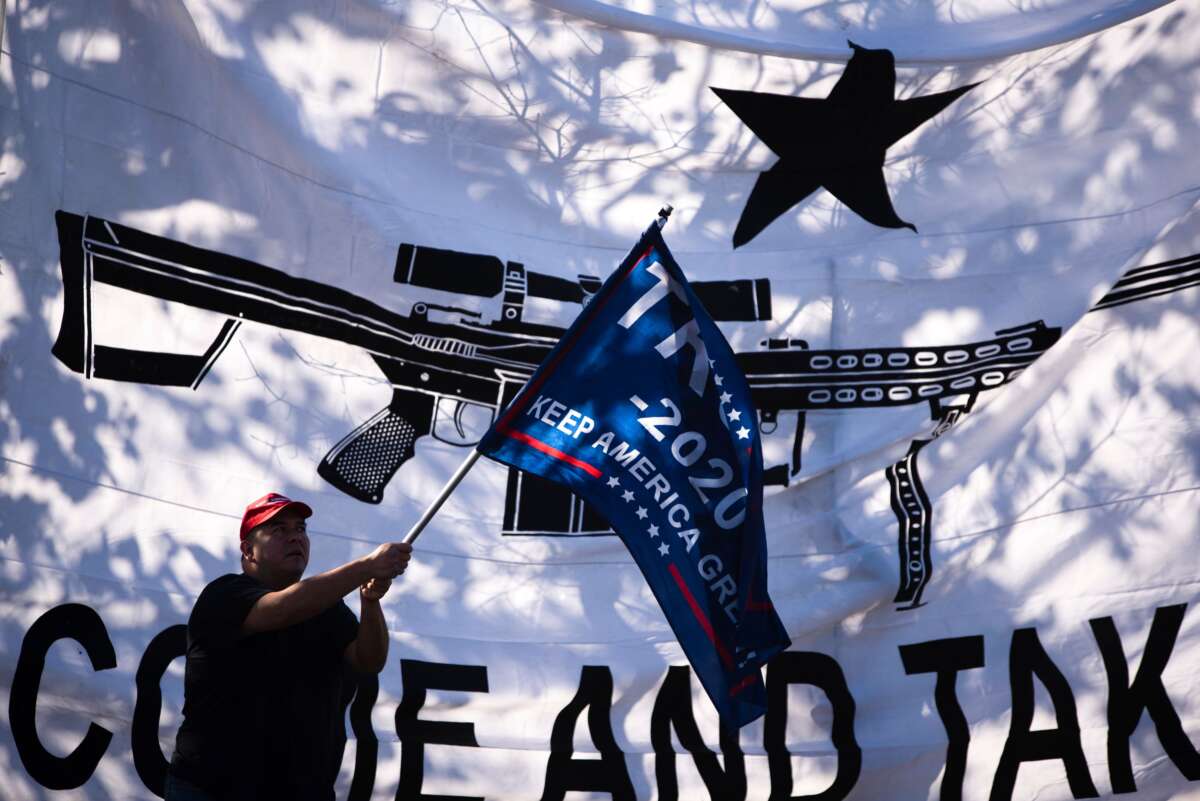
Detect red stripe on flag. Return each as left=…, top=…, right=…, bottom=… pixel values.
left=744, top=580, right=774, bottom=613
left=494, top=245, right=655, bottom=432
left=729, top=673, right=759, bottom=698
left=501, top=426, right=603, bottom=478
left=668, top=562, right=733, bottom=670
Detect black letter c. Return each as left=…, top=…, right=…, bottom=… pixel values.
left=10, top=604, right=116, bottom=790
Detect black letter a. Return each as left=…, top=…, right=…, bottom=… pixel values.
left=541, top=666, right=635, bottom=801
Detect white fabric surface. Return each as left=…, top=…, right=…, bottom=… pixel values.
left=2, top=1, right=1200, bottom=798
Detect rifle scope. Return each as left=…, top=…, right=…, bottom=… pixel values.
left=395, top=243, right=772, bottom=322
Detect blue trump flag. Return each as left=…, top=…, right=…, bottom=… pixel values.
left=478, top=222, right=791, bottom=726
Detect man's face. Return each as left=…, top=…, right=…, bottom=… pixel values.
left=243, top=509, right=310, bottom=587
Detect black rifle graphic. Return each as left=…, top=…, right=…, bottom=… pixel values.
left=50, top=211, right=769, bottom=504
left=52, top=211, right=1060, bottom=520
left=395, top=243, right=1060, bottom=496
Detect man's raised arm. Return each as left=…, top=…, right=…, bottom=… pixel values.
left=345, top=578, right=391, bottom=673
left=242, top=543, right=411, bottom=634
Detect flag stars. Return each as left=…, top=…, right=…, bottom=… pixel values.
left=720, top=391, right=732, bottom=405
left=636, top=506, right=648, bottom=520
left=714, top=374, right=724, bottom=387
left=606, top=476, right=620, bottom=488
left=736, top=426, right=751, bottom=440
left=658, top=543, right=670, bottom=556
left=727, top=408, right=742, bottom=422
left=647, top=524, right=660, bottom=538
left=622, top=490, right=635, bottom=502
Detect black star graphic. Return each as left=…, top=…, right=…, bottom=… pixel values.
left=713, top=42, right=979, bottom=248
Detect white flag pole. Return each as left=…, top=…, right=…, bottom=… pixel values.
left=402, top=449, right=483, bottom=544
left=401, top=205, right=674, bottom=545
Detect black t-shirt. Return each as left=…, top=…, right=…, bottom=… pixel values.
left=169, top=573, right=359, bottom=801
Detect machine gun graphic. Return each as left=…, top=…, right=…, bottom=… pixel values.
left=50, top=211, right=769, bottom=504
left=51, top=211, right=1061, bottom=528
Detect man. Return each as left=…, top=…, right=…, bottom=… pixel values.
left=165, top=492, right=412, bottom=801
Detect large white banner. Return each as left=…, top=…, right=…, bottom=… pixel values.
left=3, top=0, right=1200, bottom=798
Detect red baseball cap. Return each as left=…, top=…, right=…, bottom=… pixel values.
left=239, top=492, right=313, bottom=540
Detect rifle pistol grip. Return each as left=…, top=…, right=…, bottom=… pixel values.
left=318, top=392, right=435, bottom=504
